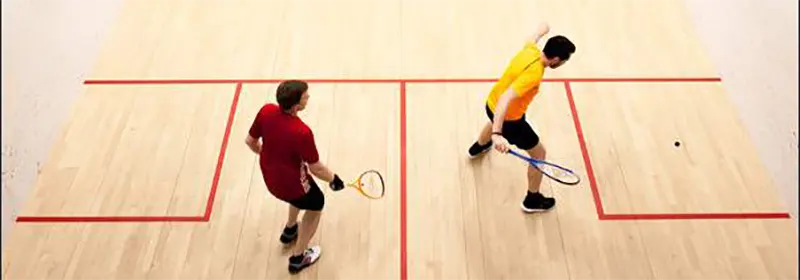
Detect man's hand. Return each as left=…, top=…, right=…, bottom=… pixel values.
left=245, top=135, right=261, bottom=154
left=529, top=22, right=551, bottom=44
left=491, top=134, right=511, bottom=153
left=539, top=22, right=550, bottom=36
left=329, top=174, right=345, bottom=191
left=308, top=161, right=344, bottom=192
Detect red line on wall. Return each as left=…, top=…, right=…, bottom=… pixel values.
left=399, top=81, right=408, bottom=280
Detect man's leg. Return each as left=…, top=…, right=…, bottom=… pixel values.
left=287, top=205, right=300, bottom=226
left=280, top=205, right=300, bottom=244
left=468, top=105, right=497, bottom=158
left=504, top=119, right=556, bottom=213
left=286, top=182, right=324, bottom=274
left=477, top=122, right=493, bottom=145
left=469, top=123, right=495, bottom=158
left=290, top=209, right=321, bottom=267
left=525, top=143, right=547, bottom=193
left=520, top=142, right=555, bottom=212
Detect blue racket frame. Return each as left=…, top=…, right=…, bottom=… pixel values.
left=507, top=150, right=581, bottom=185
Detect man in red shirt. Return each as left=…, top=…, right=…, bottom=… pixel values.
left=245, top=80, right=345, bottom=274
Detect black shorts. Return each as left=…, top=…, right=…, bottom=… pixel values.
left=485, top=104, right=540, bottom=150
left=285, top=179, right=325, bottom=211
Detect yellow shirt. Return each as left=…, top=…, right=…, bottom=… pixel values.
left=485, top=41, right=545, bottom=121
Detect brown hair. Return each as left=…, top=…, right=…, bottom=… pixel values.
left=276, top=80, right=308, bottom=111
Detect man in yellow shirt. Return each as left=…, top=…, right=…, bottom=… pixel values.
left=468, top=23, right=575, bottom=213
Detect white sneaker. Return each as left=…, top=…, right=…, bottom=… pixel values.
left=288, top=245, right=322, bottom=274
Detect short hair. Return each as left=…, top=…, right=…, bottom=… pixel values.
left=542, top=35, right=575, bottom=61
left=276, top=80, right=308, bottom=111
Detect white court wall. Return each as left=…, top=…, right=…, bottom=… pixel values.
left=684, top=0, right=799, bottom=225
left=1, top=0, right=797, bottom=249
left=1, top=0, right=125, bottom=247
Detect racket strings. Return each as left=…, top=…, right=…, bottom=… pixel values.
left=549, top=167, right=568, bottom=177
left=358, top=172, right=384, bottom=198
left=536, top=163, right=579, bottom=184
left=538, top=164, right=558, bottom=175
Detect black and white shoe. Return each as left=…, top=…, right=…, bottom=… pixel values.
left=468, top=140, right=493, bottom=158
left=521, top=192, right=556, bottom=213
left=288, top=246, right=322, bottom=274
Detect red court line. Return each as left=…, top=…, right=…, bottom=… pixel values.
left=399, top=82, right=408, bottom=280
left=558, top=77, right=722, bottom=83
left=15, top=216, right=204, bottom=223
left=564, top=81, right=792, bottom=220
left=83, top=77, right=723, bottom=85
left=564, top=82, right=605, bottom=219
left=202, top=83, right=242, bottom=221
left=602, top=212, right=791, bottom=220
left=15, top=84, right=241, bottom=223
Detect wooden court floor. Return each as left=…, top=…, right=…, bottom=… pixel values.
left=3, top=0, right=798, bottom=279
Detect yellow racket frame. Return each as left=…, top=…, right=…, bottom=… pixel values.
left=345, top=170, right=385, bottom=199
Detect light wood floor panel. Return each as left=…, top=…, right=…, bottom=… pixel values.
left=90, top=0, right=291, bottom=80
left=571, top=82, right=788, bottom=214
left=2, top=223, right=165, bottom=279
left=88, top=0, right=715, bottom=80
left=637, top=219, right=798, bottom=280
left=19, top=84, right=235, bottom=217
left=399, top=0, right=716, bottom=79
left=4, top=0, right=798, bottom=279
left=271, top=0, right=403, bottom=79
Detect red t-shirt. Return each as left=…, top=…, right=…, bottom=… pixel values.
left=248, top=104, right=320, bottom=201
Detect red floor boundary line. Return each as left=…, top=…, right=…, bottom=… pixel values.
left=566, top=82, right=792, bottom=221
left=602, top=212, right=791, bottom=220
left=15, top=216, right=205, bottom=223
left=399, top=82, right=408, bottom=280
left=83, top=77, right=723, bottom=85
left=564, top=82, right=605, bottom=219
left=203, top=82, right=242, bottom=221
left=558, top=77, right=722, bottom=83
left=15, top=84, right=241, bottom=223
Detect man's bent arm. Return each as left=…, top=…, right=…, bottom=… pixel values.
left=308, top=161, right=335, bottom=183
left=491, top=88, right=518, bottom=133
left=528, top=22, right=550, bottom=45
